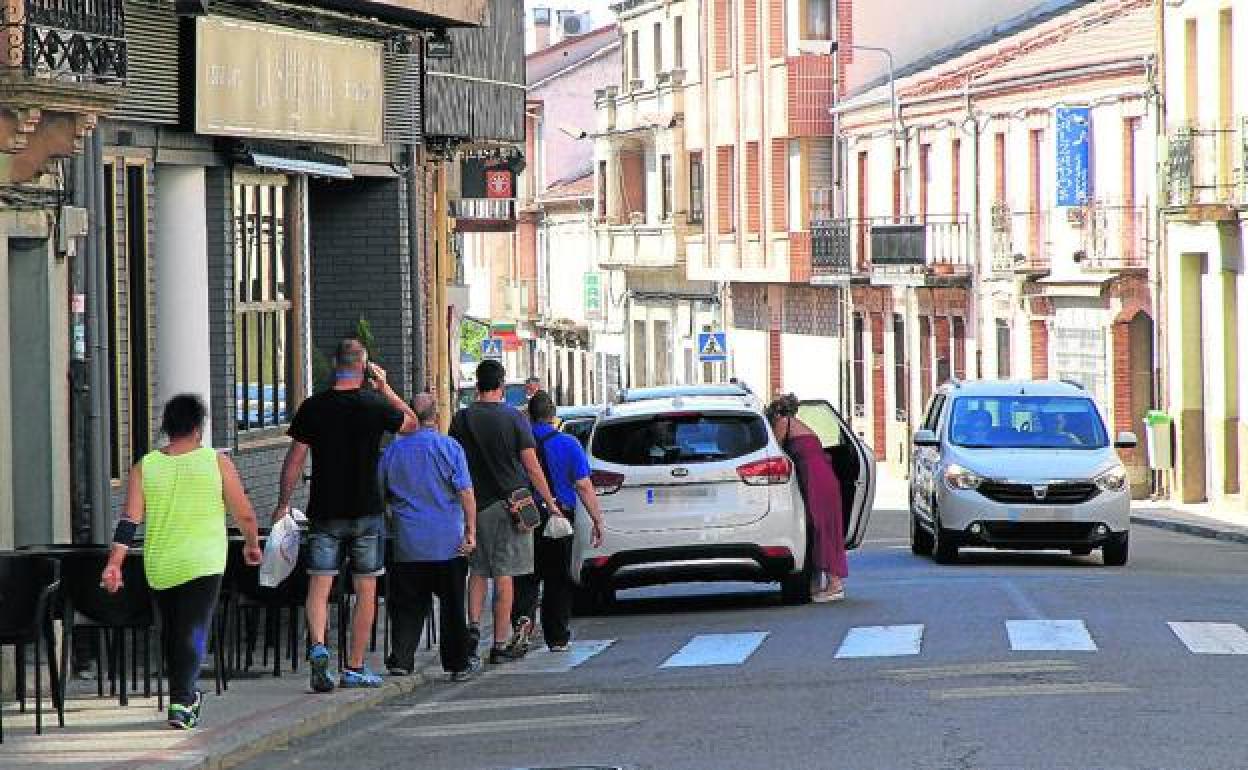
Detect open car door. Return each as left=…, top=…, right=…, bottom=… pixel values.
left=797, top=399, right=877, bottom=549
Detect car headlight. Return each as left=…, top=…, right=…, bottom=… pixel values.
left=1095, top=465, right=1128, bottom=493
left=944, top=463, right=984, bottom=491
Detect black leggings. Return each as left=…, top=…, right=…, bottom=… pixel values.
left=154, top=574, right=222, bottom=706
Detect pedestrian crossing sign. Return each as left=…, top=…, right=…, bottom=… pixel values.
left=480, top=337, right=504, bottom=360
left=697, top=332, right=728, bottom=362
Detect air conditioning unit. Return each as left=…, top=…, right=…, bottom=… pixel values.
left=558, top=12, right=590, bottom=39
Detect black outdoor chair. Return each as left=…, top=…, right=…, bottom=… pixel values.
left=0, top=552, right=63, bottom=741
left=57, top=548, right=164, bottom=709
left=223, top=533, right=310, bottom=679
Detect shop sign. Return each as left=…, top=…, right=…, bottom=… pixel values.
left=195, top=16, right=384, bottom=145
left=584, top=273, right=603, bottom=322
left=1056, top=106, right=1091, bottom=207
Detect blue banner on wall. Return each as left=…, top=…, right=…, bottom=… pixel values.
left=1055, top=106, right=1091, bottom=207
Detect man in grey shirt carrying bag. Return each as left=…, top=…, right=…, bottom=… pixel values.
left=450, top=359, right=561, bottom=665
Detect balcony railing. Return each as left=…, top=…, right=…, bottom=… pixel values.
left=596, top=224, right=680, bottom=269
left=811, top=214, right=972, bottom=280
left=2, top=0, right=126, bottom=83
left=1167, top=122, right=1246, bottom=207
left=991, top=204, right=1051, bottom=275
left=1083, top=203, right=1150, bottom=271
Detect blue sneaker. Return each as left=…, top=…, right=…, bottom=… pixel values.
left=339, top=666, right=383, bottom=688
left=308, top=644, right=335, bottom=693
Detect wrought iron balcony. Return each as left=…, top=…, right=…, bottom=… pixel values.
left=1166, top=121, right=1245, bottom=207
left=1, top=0, right=126, bottom=84
left=991, top=204, right=1051, bottom=275
left=811, top=214, right=972, bottom=282
left=1082, top=202, right=1150, bottom=271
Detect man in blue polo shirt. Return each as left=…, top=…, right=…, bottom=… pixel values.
left=379, top=393, right=481, bottom=681
left=511, top=391, right=606, bottom=652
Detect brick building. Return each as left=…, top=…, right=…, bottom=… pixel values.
left=831, top=0, right=1159, bottom=487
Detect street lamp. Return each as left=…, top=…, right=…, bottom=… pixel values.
left=823, top=41, right=899, bottom=135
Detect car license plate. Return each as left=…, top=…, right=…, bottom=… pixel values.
left=647, top=487, right=713, bottom=504
left=1008, top=507, right=1069, bottom=522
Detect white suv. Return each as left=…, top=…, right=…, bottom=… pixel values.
left=573, top=391, right=876, bottom=609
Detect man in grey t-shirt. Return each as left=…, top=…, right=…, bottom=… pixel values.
left=449, top=360, right=560, bottom=664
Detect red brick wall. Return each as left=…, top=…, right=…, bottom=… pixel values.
left=714, top=0, right=730, bottom=72
left=994, top=133, right=1006, bottom=203
left=744, top=0, right=758, bottom=66
left=1111, top=320, right=1139, bottom=466
left=768, top=0, right=785, bottom=60
left=770, top=138, right=788, bottom=233
left=836, top=0, right=853, bottom=96
left=786, top=55, right=835, bottom=137
left=789, top=231, right=811, bottom=283
left=871, top=312, right=887, bottom=461
left=716, top=145, right=735, bottom=234
left=746, top=141, right=761, bottom=233
left=1030, top=319, right=1049, bottom=379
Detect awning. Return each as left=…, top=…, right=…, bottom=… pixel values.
left=247, top=150, right=353, bottom=179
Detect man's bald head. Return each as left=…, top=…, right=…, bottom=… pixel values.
left=412, top=393, right=437, bottom=424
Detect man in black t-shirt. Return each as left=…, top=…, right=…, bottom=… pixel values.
left=274, top=338, right=417, bottom=693
left=450, top=359, right=560, bottom=665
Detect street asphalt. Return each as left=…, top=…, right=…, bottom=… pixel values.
left=236, top=505, right=1248, bottom=770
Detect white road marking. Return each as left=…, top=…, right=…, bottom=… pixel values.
left=496, top=640, right=616, bottom=674
left=1169, top=622, right=1248, bottom=654
left=399, top=693, right=596, bottom=716
left=393, top=713, right=640, bottom=738
left=1006, top=619, right=1097, bottom=652
left=660, top=632, right=769, bottom=668
left=835, top=625, right=925, bottom=658
left=931, top=682, right=1133, bottom=701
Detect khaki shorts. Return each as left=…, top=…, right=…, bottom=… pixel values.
left=469, top=500, right=534, bottom=578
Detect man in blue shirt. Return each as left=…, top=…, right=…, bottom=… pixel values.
left=379, top=393, right=480, bottom=681
left=511, top=391, right=605, bottom=652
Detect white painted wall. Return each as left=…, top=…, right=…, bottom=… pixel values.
left=155, top=166, right=213, bottom=447
left=732, top=329, right=768, bottom=396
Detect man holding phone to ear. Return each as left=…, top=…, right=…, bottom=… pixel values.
left=274, top=337, right=418, bottom=693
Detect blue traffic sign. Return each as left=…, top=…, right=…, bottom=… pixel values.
left=480, top=337, right=504, bottom=360
left=697, top=332, right=728, bottom=362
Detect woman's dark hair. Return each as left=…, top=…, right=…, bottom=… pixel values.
left=766, top=393, right=800, bottom=420
left=529, top=390, right=557, bottom=421
left=160, top=394, right=207, bottom=439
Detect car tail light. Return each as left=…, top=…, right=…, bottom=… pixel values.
left=737, top=457, right=792, bottom=485
left=760, top=546, right=791, bottom=560
left=586, top=556, right=610, bottom=569
left=591, top=470, right=625, bottom=495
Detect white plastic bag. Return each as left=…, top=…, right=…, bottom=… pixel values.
left=259, top=508, right=306, bottom=587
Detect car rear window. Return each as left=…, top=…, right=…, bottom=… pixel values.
left=592, top=414, right=768, bottom=466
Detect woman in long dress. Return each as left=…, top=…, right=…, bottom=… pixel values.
left=767, top=394, right=848, bottom=602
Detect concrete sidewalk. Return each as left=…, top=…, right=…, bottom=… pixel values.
left=0, top=647, right=437, bottom=770
left=1131, top=500, right=1248, bottom=545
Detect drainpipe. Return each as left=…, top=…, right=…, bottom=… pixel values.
left=407, top=145, right=426, bottom=392
left=69, top=151, right=90, bottom=543
left=967, top=76, right=984, bottom=379
left=88, top=129, right=112, bottom=542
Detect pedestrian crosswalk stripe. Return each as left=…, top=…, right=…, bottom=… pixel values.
left=1168, top=622, right=1248, bottom=654
left=835, top=625, right=924, bottom=658
left=393, top=713, right=640, bottom=739
left=660, top=632, right=769, bottom=668
left=1006, top=620, right=1097, bottom=652
left=498, top=640, right=616, bottom=674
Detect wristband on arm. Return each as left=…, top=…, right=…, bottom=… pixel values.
left=112, top=518, right=138, bottom=548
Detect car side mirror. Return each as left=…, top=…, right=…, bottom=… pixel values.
left=1115, top=431, right=1138, bottom=449
left=914, top=429, right=940, bottom=448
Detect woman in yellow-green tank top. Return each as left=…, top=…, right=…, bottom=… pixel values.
left=101, top=395, right=262, bottom=730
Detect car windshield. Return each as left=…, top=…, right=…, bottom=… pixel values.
left=592, top=413, right=767, bottom=465
left=948, top=395, right=1108, bottom=450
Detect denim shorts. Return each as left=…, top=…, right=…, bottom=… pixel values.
left=306, top=516, right=386, bottom=577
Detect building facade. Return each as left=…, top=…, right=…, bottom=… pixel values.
left=832, top=0, right=1159, bottom=487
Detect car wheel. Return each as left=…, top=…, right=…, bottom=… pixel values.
left=931, top=508, right=959, bottom=564
left=1102, top=534, right=1129, bottom=566
left=910, top=505, right=934, bottom=556
left=781, top=565, right=813, bottom=605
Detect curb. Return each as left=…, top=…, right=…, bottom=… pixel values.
left=191, top=673, right=428, bottom=770
left=1131, top=512, right=1248, bottom=545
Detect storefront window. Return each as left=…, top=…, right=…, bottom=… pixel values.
left=234, top=177, right=294, bottom=432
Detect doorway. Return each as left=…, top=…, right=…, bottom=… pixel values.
left=9, top=238, right=54, bottom=546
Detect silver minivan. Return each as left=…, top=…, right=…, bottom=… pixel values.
left=909, top=380, right=1137, bottom=565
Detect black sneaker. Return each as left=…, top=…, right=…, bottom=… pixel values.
left=507, top=616, right=534, bottom=657
left=450, top=656, right=484, bottom=682
left=488, top=645, right=526, bottom=664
